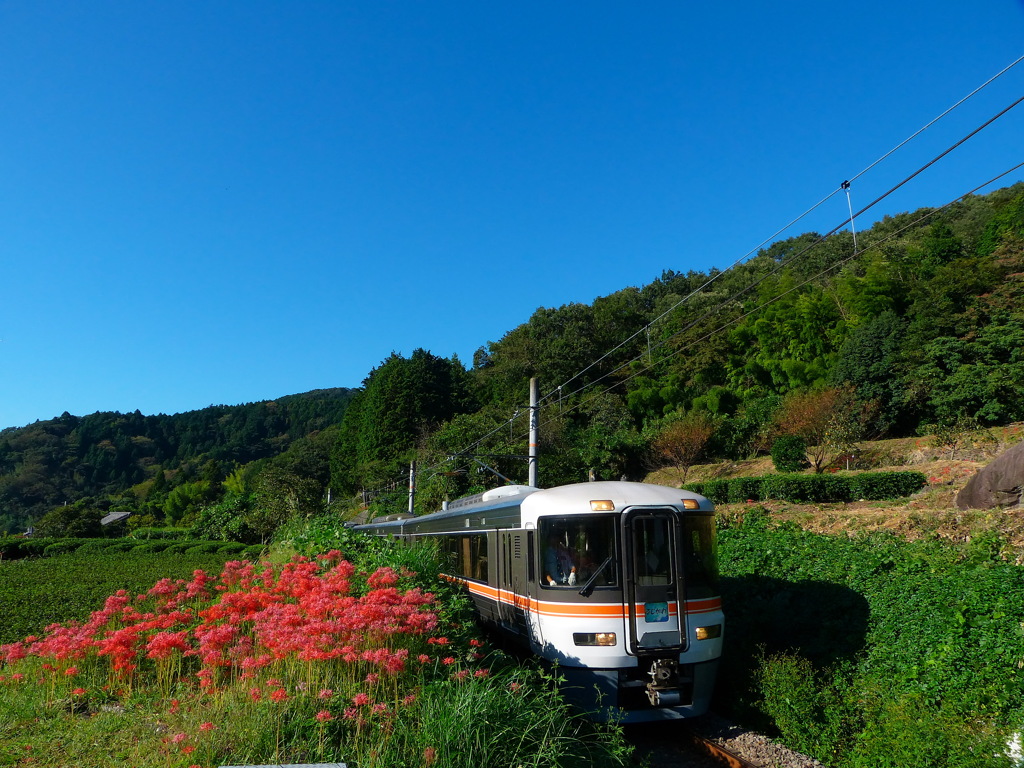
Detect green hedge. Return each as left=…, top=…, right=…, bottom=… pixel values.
left=242, top=544, right=267, bottom=560
left=130, top=542, right=175, bottom=554
left=684, top=471, right=927, bottom=504
left=129, top=527, right=191, bottom=541
left=42, top=539, right=93, bottom=557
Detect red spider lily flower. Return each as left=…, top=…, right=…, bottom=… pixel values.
left=199, top=722, right=216, bottom=732
left=315, top=710, right=334, bottom=722
left=418, top=654, right=430, bottom=663
left=508, top=682, right=522, bottom=692
left=423, top=746, right=437, bottom=766
left=249, top=687, right=262, bottom=702
left=442, top=657, right=455, bottom=666
left=371, top=703, right=388, bottom=715
left=453, top=670, right=469, bottom=681
left=366, top=567, right=400, bottom=589
left=181, top=745, right=195, bottom=755
left=171, top=733, right=188, bottom=744
left=170, top=699, right=180, bottom=714
left=402, top=693, right=416, bottom=706
left=469, top=639, right=484, bottom=647
left=352, top=692, right=370, bottom=706
left=318, top=688, right=333, bottom=699
left=64, top=666, right=79, bottom=676
left=343, top=707, right=358, bottom=720
left=474, top=669, right=490, bottom=678
left=364, top=673, right=379, bottom=685
left=269, top=687, right=289, bottom=703
left=72, top=687, right=86, bottom=696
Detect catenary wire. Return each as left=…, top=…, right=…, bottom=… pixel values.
left=363, top=78, right=1024, bottom=502
left=539, top=55, right=1024, bottom=406
left=531, top=160, right=1024, bottom=435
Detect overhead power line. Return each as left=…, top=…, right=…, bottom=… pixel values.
left=540, top=56, right=1024, bottom=408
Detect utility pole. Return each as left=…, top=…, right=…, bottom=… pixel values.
left=528, top=377, right=539, bottom=487
left=408, top=461, right=416, bottom=515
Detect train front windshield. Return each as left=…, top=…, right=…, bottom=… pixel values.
left=539, top=517, right=617, bottom=589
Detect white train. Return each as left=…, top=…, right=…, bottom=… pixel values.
left=356, top=480, right=723, bottom=722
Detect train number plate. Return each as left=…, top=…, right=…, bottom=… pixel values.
left=644, top=602, right=669, bottom=623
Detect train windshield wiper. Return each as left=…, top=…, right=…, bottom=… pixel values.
left=578, top=556, right=613, bottom=598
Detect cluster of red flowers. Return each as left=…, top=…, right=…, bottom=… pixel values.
left=0, top=552, right=440, bottom=687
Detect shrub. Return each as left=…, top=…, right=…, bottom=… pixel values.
left=163, top=542, right=198, bottom=554
left=42, top=539, right=92, bottom=557
left=728, top=477, right=763, bottom=503
left=129, top=527, right=191, bottom=541
left=848, top=472, right=927, bottom=500
left=701, top=479, right=730, bottom=505
left=184, top=542, right=224, bottom=555
left=0, top=538, right=30, bottom=559
left=771, top=435, right=809, bottom=472
left=695, top=472, right=926, bottom=505
left=74, top=540, right=135, bottom=555
left=217, top=542, right=248, bottom=555
left=718, top=521, right=1024, bottom=767
left=130, top=542, right=174, bottom=554
left=243, top=544, right=268, bottom=560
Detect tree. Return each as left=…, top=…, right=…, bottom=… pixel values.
left=331, top=349, right=477, bottom=494
left=652, top=412, right=717, bottom=483
left=35, top=503, right=103, bottom=538
left=773, top=386, right=866, bottom=473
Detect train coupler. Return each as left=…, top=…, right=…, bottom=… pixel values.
left=645, top=658, right=681, bottom=707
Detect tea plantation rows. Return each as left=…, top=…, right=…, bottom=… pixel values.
left=0, top=551, right=239, bottom=644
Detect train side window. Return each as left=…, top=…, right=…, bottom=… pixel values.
left=539, top=516, right=616, bottom=589
left=441, top=533, right=488, bottom=582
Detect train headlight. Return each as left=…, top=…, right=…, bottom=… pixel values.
left=573, top=632, right=617, bottom=647
left=695, top=624, right=722, bottom=640
left=589, top=500, right=615, bottom=511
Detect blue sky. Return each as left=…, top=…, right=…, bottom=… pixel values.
left=2, top=1, right=1023, bottom=430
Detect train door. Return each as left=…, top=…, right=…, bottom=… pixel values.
left=497, top=530, right=530, bottom=637
left=621, top=508, right=687, bottom=654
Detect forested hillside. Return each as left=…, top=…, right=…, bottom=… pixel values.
left=342, top=183, right=1024, bottom=513
left=2, top=183, right=1023, bottom=537
left=0, top=389, right=354, bottom=535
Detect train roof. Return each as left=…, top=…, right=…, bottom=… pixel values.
left=355, top=481, right=711, bottom=535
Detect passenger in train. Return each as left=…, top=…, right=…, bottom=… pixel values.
left=544, top=534, right=577, bottom=586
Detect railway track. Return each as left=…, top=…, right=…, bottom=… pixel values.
left=627, top=714, right=825, bottom=768
left=682, top=726, right=759, bottom=768
left=628, top=722, right=757, bottom=768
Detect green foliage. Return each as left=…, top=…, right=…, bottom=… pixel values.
left=684, top=471, right=926, bottom=504
left=128, top=526, right=190, bottom=540
left=771, top=435, right=809, bottom=472
left=0, top=389, right=355, bottom=534
left=717, top=519, right=1024, bottom=767
left=331, top=350, right=477, bottom=494
left=41, top=539, right=91, bottom=557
